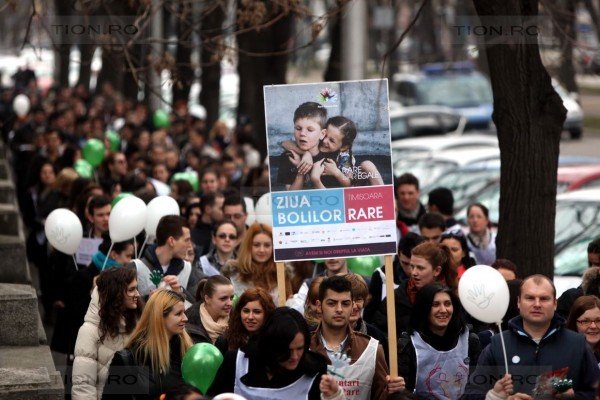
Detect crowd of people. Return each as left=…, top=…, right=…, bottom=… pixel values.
left=3, top=76, right=600, bottom=400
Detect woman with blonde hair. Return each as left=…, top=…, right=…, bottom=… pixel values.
left=102, top=290, right=193, bottom=399
left=222, top=223, right=292, bottom=304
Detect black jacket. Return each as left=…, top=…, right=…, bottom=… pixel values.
left=207, top=341, right=327, bottom=400
left=184, top=302, right=212, bottom=344
left=364, top=259, right=406, bottom=324
left=463, top=315, right=600, bottom=399
left=101, top=336, right=186, bottom=400
left=372, top=279, right=413, bottom=335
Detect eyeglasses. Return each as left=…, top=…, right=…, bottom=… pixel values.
left=576, top=319, right=600, bottom=327
left=217, top=233, right=238, bottom=240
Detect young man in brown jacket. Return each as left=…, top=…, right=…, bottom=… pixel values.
left=310, top=275, right=406, bottom=400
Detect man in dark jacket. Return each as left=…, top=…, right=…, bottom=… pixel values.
left=464, top=275, right=600, bottom=399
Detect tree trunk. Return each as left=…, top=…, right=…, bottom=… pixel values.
left=324, top=1, right=343, bottom=82
left=237, top=1, right=293, bottom=159
left=583, top=0, right=600, bottom=43
left=54, top=0, right=72, bottom=88
left=416, top=0, right=443, bottom=65
left=554, top=0, right=578, bottom=93
left=172, top=0, right=194, bottom=103
left=472, top=0, right=567, bottom=278
left=200, top=2, right=225, bottom=130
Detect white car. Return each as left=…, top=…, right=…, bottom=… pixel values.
left=393, top=145, right=500, bottom=187
left=554, top=189, right=600, bottom=295
left=391, top=134, right=498, bottom=161
left=389, top=105, right=467, bottom=140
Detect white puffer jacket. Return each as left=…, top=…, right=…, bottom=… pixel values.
left=71, top=288, right=131, bottom=399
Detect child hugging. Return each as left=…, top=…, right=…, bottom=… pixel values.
left=278, top=102, right=383, bottom=190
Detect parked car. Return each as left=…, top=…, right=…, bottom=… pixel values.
left=389, top=105, right=466, bottom=140
left=393, top=146, right=500, bottom=187
left=391, top=134, right=498, bottom=165
left=454, top=165, right=600, bottom=227
left=553, top=80, right=584, bottom=140
left=392, top=62, right=494, bottom=130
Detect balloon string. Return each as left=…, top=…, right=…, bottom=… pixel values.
left=497, top=321, right=509, bottom=375
left=72, top=255, right=79, bottom=271
left=139, top=236, right=149, bottom=259
left=102, top=242, right=114, bottom=271
left=134, top=236, right=138, bottom=259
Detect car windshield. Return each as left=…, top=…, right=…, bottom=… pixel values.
left=390, top=117, right=408, bottom=140
left=395, top=159, right=458, bottom=187
left=555, top=201, right=600, bottom=248
left=555, top=225, right=600, bottom=276
left=422, top=169, right=500, bottom=210
left=417, top=75, right=493, bottom=108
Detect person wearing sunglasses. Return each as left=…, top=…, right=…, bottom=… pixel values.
left=199, top=221, right=239, bottom=277
left=567, top=295, right=600, bottom=365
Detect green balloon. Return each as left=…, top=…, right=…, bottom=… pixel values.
left=74, top=159, right=93, bottom=179
left=153, top=109, right=170, bottom=129
left=171, top=171, right=199, bottom=192
left=82, top=138, right=105, bottom=167
left=182, top=343, right=224, bottom=394
left=347, top=256, right=382, bottom=276
left=232, top=294, right=240, bottom=308
left=111, top=192, right=133, bottom=207
left=106, top=130, right=120, bottom=152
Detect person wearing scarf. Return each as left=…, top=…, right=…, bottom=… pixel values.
left=185, top=275, right=234, bottom=344
left=371, top=241, right=457, bottom=336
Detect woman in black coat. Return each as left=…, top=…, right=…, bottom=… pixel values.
left=102, top=290, right=193, bottom=399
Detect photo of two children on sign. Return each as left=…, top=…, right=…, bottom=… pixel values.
left=265, top=80, right=394, bottom=192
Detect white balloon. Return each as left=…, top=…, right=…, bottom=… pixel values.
left=109, top=196, right=147, bottom=242
left=254, top=193, right=272, bottom=226
left=213, top=394, right=247, bottom=400
left=44, top=208, right=83, bottom=255
left=145, top=196, right=180, bottom=238
left=13, top=94, right=30, bottom=117
left=244, top=196, right=256, bottom=226
left=458, top=265, right=510, bottom=324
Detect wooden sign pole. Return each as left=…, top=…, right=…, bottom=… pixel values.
left=276, top=262, right=287, bottom=307
left=384, top=254, right=398, bottom=377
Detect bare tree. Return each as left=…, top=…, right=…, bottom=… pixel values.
left=472, top=0, right=567, bottom=278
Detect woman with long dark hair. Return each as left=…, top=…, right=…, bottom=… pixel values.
left=102, top=290, right=193, bottom=399
left=440, top=230, right=476, bottom=279
left=208, top=307, right=342, bottom=400
left=215, top=287, right=276, bottom=354
left=72, top=267, right=141, bottom=399
left=397, top=284, right=481, bottom=399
